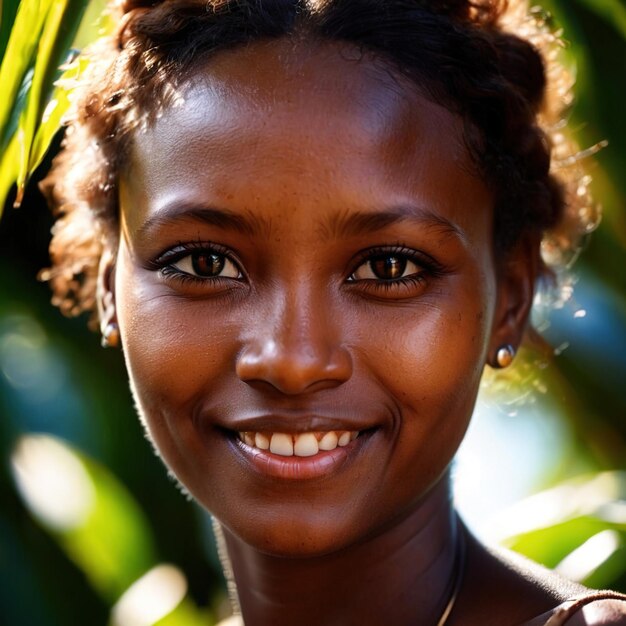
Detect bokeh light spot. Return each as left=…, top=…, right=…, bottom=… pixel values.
left=0, top=314, right=66, bottom=402
left=11, top=434, right=95, bottom=530
left=555, top=530, right=621, bottom=582
left=111, top=564, right=188, bottom=626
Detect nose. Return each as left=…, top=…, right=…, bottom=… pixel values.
left=236, top=298, right=353, bottom=395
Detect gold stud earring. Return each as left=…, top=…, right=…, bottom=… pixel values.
left=496, top=344, right=516, bottom=368
left=101, top=323, right=120, bottom=348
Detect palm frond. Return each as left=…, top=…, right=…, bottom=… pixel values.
left=0, top=0, right=101, bottom=214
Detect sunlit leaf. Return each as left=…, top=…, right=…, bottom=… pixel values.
left=494, top=472, right=626, bottom=587
left=0, top=0, right=108, bottom=212
left=155, top=597, right=215, bottom=626
left=28, top=54, right=88, bottom=177
left=504, top=516, right=621, bottom=568
left=0, top=132, right=18, bottom=205
left=15, top=0, right=89, bottom=205
left=582, top=544, right=626, bottom=590
left=554, top=529, right=626, bottom=589
left=11, top=434, right=158, bottom=603
left=27, top=1, right=112, bottom=176
left=72, top=0, right=109, bottom=50
left=110, top=564, right=214, bottom=626
left=0, top=0, right=52, bottom=152
left=63, top=454, right=159, bottom=601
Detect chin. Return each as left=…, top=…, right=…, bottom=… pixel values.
left=211, top=500, right=372, bottom=559
left=235, top=523, right=358, bottom=559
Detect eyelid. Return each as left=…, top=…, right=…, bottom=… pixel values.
left=153, top=241, right=230, bottom=263
left=347, top=245, right=444, bottom=280
left=150, top=242, right=241, bottom=268
left=148, top=241, right=245, bottom=283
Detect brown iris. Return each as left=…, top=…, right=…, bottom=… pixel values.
left=369, top=255, right=407, bottom=280
left=191, top=252, right=225, bottom=277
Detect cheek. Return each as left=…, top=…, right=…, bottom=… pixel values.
left=113, top=247, right=236, bottom=455
left=360, top=277, right=495, bottom=460
left=371, top=290, right=490, bottom=375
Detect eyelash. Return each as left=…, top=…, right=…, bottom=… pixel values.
left=151, top=242, right=443, bottom=292
left=152, top=242, right=243, bottom=286
left=347, top=245, right=443, bottom=293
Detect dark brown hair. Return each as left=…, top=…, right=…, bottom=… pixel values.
left=41, top=0, right=596, bottom=323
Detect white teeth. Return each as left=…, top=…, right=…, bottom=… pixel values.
left=294, top=433, right=319, bottom=457
left=239, top=430, right=359, bottom=456
left=270, top=433, right=294, bottom=456
left=318, top=431, right=338, bottom=451
left=338, top=432, right=351, bottom=447
left=255, top=432, right=270, bottom=450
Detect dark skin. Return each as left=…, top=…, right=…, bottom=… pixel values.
left=98, top=37, right=624, bottom=625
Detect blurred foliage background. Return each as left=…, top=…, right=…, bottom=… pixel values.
left=0, top=0, right=625, bottom=624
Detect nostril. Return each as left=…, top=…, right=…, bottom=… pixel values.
left=236, top=340, right=352, bottom=395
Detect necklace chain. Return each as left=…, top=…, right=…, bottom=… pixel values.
left=435, top=524, right=466, bottom=626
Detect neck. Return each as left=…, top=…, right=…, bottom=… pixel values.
left=219, top=476, right=461, bottom=626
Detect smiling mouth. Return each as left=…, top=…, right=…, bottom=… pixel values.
left=238, top=430, right=359, bottom=457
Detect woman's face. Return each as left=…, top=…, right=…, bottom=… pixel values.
left=109, top=38, right=524, bottom=556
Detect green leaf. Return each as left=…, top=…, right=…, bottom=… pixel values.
left=0, top=0, right=53, bottom=154
left=11, top=434, right=158, bottom=603
left=26, top=1, right=112, bottom=177
left=573, top=0, right=626, bottom=41
left=494, top=472, right=626, bottom=592
left=1, top=65, right=33, bottom=154
left=154, top=597, right=215, bottom=626
left=72, top=0, right=109, bottom=50
left=15, top=0, right=90, bottom=205
left=505, top=516, right=623, bottom=568
left=62, top=451, right=158, bottom=602
left=0, top=0, right=21, bottom=61
left=28, top=54, right=87, bottom=176
left=0, top=132, right=18, bottom=205
left=583, top=543, right=626, bottom=590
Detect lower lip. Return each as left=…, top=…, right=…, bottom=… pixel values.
left=230, top=435, right=365, bottom=481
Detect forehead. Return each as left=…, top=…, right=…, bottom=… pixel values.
left=123, top=36, right=491, bottom=236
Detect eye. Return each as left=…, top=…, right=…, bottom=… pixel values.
left=170, top=250, right=241, bottom=279
left=351, top=253, right=421, bottom=281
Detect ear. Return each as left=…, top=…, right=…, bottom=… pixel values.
left=487, top=234, right=540, bottom=368
left=97, top=246, right=119, bottom=348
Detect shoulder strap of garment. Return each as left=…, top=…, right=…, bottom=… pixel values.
left=542, top=591, right=626, bottom=625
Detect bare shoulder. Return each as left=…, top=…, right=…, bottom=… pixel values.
left=452, top=530, right=587, bottom=625
left=454, top=531, right=626, bottom=626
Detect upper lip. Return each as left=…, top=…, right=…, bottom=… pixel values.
left=213, top=414, right=377, bottom=434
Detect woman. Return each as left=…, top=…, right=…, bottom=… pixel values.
left=41, top=0, right=626, bottom=623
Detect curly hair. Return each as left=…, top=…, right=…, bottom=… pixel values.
left=40, top=0, right=597, bottom=325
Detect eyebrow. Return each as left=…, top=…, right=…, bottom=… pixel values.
left=136, top=203, right=273, bottom=240
left=321, top=206, right=466, bottom=242
left=135, top=201, right=465, bottom=243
